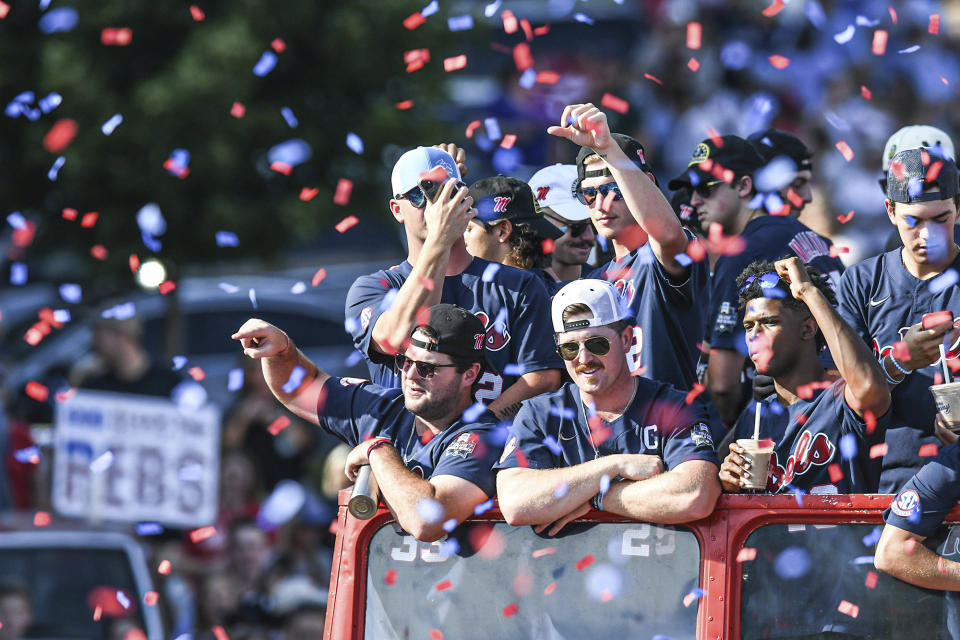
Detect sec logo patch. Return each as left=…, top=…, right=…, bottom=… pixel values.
left=890, top=489, right=920, bottom=518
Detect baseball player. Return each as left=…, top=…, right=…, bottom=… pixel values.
left=496, top=279, right=720, bottom=535
left=345, top=146, right=562, bottom=420
left=671, top=134, right=845, bottom=426
left=747, top=128, right=814, bottom=218
left=233, top=304, right=500, bottom=542
left=548, top=103, right=710, bottom=392
left=528, top=163, right=597, bottom=294
left=719, top=258, right=891, bottom=494
left=837, top=148, right=960, bottom=492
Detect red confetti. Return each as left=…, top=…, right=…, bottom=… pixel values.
left=872, top=30, right=888, bottom=56
left=685, top=383, right=706, bottom=405
left=299, top=187, right=318, bottom=201
left=869, top=443, right=888, bottom=459
left=157, top=560, right=171, bottom=575
left=828, top=463, right=844, bottom=483
left=513, top=43, right=533, bottom=71
left=536, top=71, right=560, bottom=84
left=892, top=340, right=911, bottom=361
left=941, top=76, right=950, bottom=85
left=429, top=631, right=444, bottom=640
left=212, top=626, right=229, bottom=640
left=190, top=526, right=216, bottom=543
left=80, top=211, right=99, bottom=228
left=838, top=600, right=860, bottom=618
left=465, top=120, right=482, bottom=138
left=687, top=239, right=707, bottom=262
left=312, top=268, right=327, bottom=286
left=796, top=414, right=808, bottom=426
left=575, top=553, right=595, bottom=571
left=270, top=38, right=286, bottom=53
left=835, top=140, right=855, bottom=162
left=93, top=605, right=102, bottom=621
left=501, top=10, right=518, bottom=34
left=935, top=372, right=944, bottom=385
left=520, top=17, right=534, bottom=41
left=62, top=207, right=78, bottom=220
left=929, top=14, right=940, bottom=34
left=737, top=547, right=757, bottom=562
left=333, top=179, right=354, bottom=206
left=384, top=569, right=397, bottom=586
left=532, top=546, right=555, bottom=558
left=101, top=27, right=133, bottom=45
left=189, top=6, right=204, bottom=21
left=860, top=85, right=872, bottom=100
left=443, top=55, right=467, bottom=72
left=25, top=381, right=49, bottom=402
left=403, top=12, right=426, bottom=30
left=268, top=416, right=291, bottom=436
left=500, top=134, right=517, bottom=150
left=541, top=238, right=554, bottom=255
left=919, top=443, right=939, bottom=457
left=129, top=254, right=140, bottom=273
left=270, top=161, right=293, bottom=175
left=144, top=591, right=159, bottom=606
left=829, top=245, right=850, bottom=258
left=395, top=100, right=414, bottom=110
left=687, top=57, right=700, bottom=72
left=404, top=48, right=430, bottom=73
left=601, top=589, right=613, bottom=602
left=837, top=210, right=855, bottom=224
left=601, top=92, right=629, bottom=114
left=706, top=127, right=724, bottom=147
left=33, top=511, right=51, bottom=527
left=91, top=245, right=108, bottom=260
left=544, top=582, right=557, bottom=595
left=43, top=119, right=78, bottom=153
left=187, top=366, right=205, bottom=381
left=159, top=280, right=177, bottom=295
left=534, top=24, right=550, bottom=36
left=335, top=215, right=359, bottom=233
left=502, top=603, right=519, bottom=618
left=768, top=55, right=790, bottom=69
left=0, top=2, right=9, bottom=18
left=889, top=7, right=898, bottom=24
left=865, top=570, right=879, bottom=589
left=927, top=161, right=944, bottom=182
left=435, top=580, right=453, bottom=592
left=643, top=73, right=663, bottom=85
left=761, top=0, right=786, bottom=17
left=230, top=102, right=245, bottom=118
left=686, top=22, right=701, bottom=49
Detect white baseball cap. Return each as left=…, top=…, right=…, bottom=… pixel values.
left=551, top=279, right=631, bottom=333
left=391, top=147, right=462, bottom=196
left=528, top=163, right=591, bottom=222
left=881, top=125, right=955, bottom=172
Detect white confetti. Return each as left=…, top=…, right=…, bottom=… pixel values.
left=90, top=451, right=115, bottom=474
left=833, top=24, right=855, bottom=44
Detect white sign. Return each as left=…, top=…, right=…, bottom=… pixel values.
left=53, top=390, right=220, bottom=528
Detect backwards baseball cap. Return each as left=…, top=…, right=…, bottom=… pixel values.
left=667, top=135, right=764, bottom=191
left=576, top=133, right=654, bottom=186
left=391, top=146, right=461, bottom=197
left=747, top=129, right=812, bottom=171
left=528, top=163, right=590, bottom=222
left=551, top=279, right=631, bottom=333
left=882, top=125, right=955, bottom=173
left=886, top=148, right=960, bottom=204
left=411, top=303, right=487, bottom=363
left=469, top=175, right=563, bottom=240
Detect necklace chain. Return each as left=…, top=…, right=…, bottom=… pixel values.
left=579, top=378, right=638, bottom=460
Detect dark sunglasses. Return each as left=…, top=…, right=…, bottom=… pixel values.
left=739, top=272, right=781, bottom=295
left=395, top=353, right=458, bottom=379
left=692, top=180, right=724, bottom=199
left=544, top=213, right=594, bottom=238
left=557, top=336, right=611, bottom=361
left=396, top=186, right=427, bottom=209
left=576, top=183, right=623, bottom=206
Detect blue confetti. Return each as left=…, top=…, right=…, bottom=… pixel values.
left=103, top=301, right=136, bottom=320
left=38, top=92, right=62, bottom=113
left=282, top=366, right=306, bottom=394
left=268, top=139, right=313, bottom=167
left=290, top=282, right=306, bottom=294
left=39, top=0, right=52, bottom=9
left=599, top=474, right=611, bottom=493
left=462, top=401, right=487, bottom=423
left=135, top=522, right=164, bottom=536
left=473, top=499, right=493, bottom=515
left=48, top=155, right=65, bottom=180
left=59, top=283, right=82, bottom=303
left=116, top=590, right=130, bottom=610
left=768, top=400, right=784, bottom=415
left=53, top=309, right=70, bottom=323
left=573, top=12, right=594, bottom=25
left=249, top=287, right=258, bottom=309
left=227, top=368, right=244, bottom=392
left=421, top=0, right=439, bottom=17
left=345, top=350, right=365, bottom=367
left=166, top=148, right=190, bottom=176
left=38, top=7, right=78, bottom=34
left=172, top=356, right=187, bottom=370
left=219, top=282, right=239, bottom=294
left=833, top=25, right=855, bottom=44
left=346, top=132, right=364, bottom=154
left=804, top=0, right=826, bottom=28
left=774, top=546, right=811, bottom=579
left=280, top=106, right=298, bottom=128
left=7, top=211, right=26, bottom=229
left=840, top=433, right=857, bottom=460
left=674, top=253, right=693, bottom=267
left=442, top=518, right=458, bottom=532
left=440, top=538, right=460, bottom=556
left=379, top=288, right=398, bottom=311
left=553, top=483, right=568, bottom=498
left=518, top=68, right=537, bottom=89
left=253, top=51, right=278, bottom=76
left=23, top=107, right=41, bottom=121
left=10, top=262, right=27, bottom=285
left=484, top=117, right=502, bottom=141
left=141, top=231, right=162, bottom=252
left=483, top=1, right=501, bottom=17
left=930, top=269, right=959, bottom=294
left=653, top=636, right=677, bottom=640
left=548, top=405, right=576, bottom=420
left=898, top=45, right=921, bottom=54
left=14, top=446, right=40, bottom=463
left=101, top=113, right=123, bottom=135
left=503, top=363, right=525, bottom=376
left=136, top=202, right=167, bottom=236
left=861, top=526, right=882, bottom=547
left=448, top=15, right=474, bottom=31
left=216, top=231, right=239, bottom=247
left=178, top=463, right=203, bottom=482
left=855, top=15, right=879, bottom=27
left=792, top=486, right=806, bottom=507
left=542, top=435, right=562, bottom=455
left=12, top=91, right=35, bottom=105
left=481, top=262, right=500, bottom=282
left=596, top=234, right=608, bottom=251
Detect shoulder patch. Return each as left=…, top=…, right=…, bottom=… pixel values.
left=890, top=489, right=921, bottom=518
left=446, top=432, right=480, bottom=459
left=359, top=305, right=373, bottom=332
left=690, top=422, right=714, bottom=449
left=499, top=435, right=517, bottom=464
left=339, top=377, right=369, bottom=387
left=715, top=301, right=737, bottom=334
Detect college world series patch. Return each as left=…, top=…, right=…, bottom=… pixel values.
left=446, top=432, right=480, bottom=458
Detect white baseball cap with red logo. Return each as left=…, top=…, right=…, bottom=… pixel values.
left=528, top=163, right=591, bottom=222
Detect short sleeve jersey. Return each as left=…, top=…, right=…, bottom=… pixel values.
left=318, top=377, right=501, bottom=496
left=591, top=230, right=711, bottom=390
left=708, top=216, right=845, bottom=352
left=884, top=441, right=960, bottom=536
left=731, top=379, right=889, bottom=493
left=495, top=379, right=719, bottom=471
left=534, top=268, right=566, bottom=297
left=344, top=257, right=563, bottom=404
left=837, top=249, right=960, bottom=492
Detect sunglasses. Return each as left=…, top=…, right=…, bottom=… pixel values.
left=545, top=213, right=594, bottom=238
left=395, top=353, right=459, bottom=379
left=576, top=183, right=623, bottom=206
left=739, top=272, right=781, bottom=295
left=557, top=336, right=612, bottom=361
left=692, top=180, right=724, bottom=199
left=396, top=186, right=427, bottom=209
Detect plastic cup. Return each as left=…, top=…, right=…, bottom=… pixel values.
left=929, top=381, right=960, bottom=434
left=737, top=438, right=775, bottom=491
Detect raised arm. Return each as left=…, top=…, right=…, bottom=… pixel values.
left=232, top=318, right=328, bottom=426
left=547, top=102, right=689, bottom=277
left=875, top=523, right=960, bottom=590
left=602, top=459, right=720, bottom=523
left=775, top=257, right=891, bottom=418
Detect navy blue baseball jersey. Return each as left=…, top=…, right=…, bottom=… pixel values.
left=837, top=249, right=960, bottom=493
left=708, top=216, right=845, bottom=352
left=534, top=267, right=566, bottom=296
left=731, top=379, right=888, bottom=493
left=318, top=376, right=500, bottom=496
left=494, top=379, right=719, bottom=472
left=591, top=231, right=710, bottom=390
left=345, top=257, right=563, bottom=404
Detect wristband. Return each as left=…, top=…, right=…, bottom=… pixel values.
left=881, top=355, right=904, bottom=385
left=591, top=492, right=604, bottom=512
left=887, top=353, right=910, bottom=376
left=366, top=437, right=392, bottom=458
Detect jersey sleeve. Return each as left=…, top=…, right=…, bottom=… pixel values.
left=651, top=230, right=706, bottom=307
left=344, top=273, right=397, bottom=367
left=431, top=427, right=500, bottom=497
left=318, top=377, right=405, bottom=446
left=507, top=275, right=564, bottom=373
left=706, top=254, right=749, bottom=351
left=835, top=268, right=871, bottom=344
left=835, top=379, right=890, bottom=443
left=657, top=393, right=721, bottom=470
left=883, top=442, right=960, bottom=537
left=493, top=402, right=556, bottom=471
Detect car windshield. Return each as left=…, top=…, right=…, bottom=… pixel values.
left=364, top=521, right=700, bottom=639
left=740, top=522, right=960, bottom=639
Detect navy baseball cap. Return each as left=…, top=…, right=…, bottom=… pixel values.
left=411, top=304, right=487, bottom=364
left=668, top=135, right=764, bottom=191
left=469, top=175, right=563, bottom=241
left=576, top=133, right=654, bottom=186
left=748, top=129, right=812, bottom=171
left=886, top=148, right=960, bottom=204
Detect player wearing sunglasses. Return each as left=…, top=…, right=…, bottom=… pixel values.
left=496, top=279, right=720, bottom=535
left=233, top=304, right=501, bottom=543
